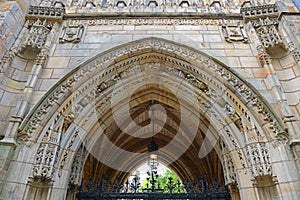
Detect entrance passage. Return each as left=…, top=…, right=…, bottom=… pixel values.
left=76, top=174, right=231, bottom=200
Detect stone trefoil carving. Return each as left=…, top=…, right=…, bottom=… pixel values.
left=59, top=24, right=85, bottom=43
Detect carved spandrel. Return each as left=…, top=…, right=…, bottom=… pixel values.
left=59, top=24, right=85, bottom=44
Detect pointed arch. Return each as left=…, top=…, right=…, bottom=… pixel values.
left=17, top=37, right=288, bottom=199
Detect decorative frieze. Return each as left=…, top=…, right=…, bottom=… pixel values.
left=85, top=18, right=236, bottom=26
left=26, top=6, right=65, bottom=22
left=241, top=4, right=279, bottom=23
left=59, top=24, right=85, bottom=44
left=65, top=0, right=275, bottom=15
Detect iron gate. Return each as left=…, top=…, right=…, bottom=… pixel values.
left=76, top=175, right=231, bottom=200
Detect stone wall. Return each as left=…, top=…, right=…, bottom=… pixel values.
left=0, top=0, right=300, bottom=199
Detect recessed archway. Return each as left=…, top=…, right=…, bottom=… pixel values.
left=17, top=38, right=287, bottom=200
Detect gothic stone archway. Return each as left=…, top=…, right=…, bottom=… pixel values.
left=12, top=38, right=292, bottom=200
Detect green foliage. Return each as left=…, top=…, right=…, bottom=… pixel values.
left=141, top=169, right=180, bottom=193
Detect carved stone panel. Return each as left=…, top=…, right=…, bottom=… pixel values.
left=222, top=153, right=237, bottom=186
left=21, top=19, right=53, bottom=52
left=246, top=142, right=273, bottom=179
left=222, top=22, right=248, bottom=43
left=32, top=113, right=66, bottom=181
left=59, top=24, right=85, bottom=44
left=69, top=144, right=86, bottom=186
left=252, top=18, right=284, bottom=51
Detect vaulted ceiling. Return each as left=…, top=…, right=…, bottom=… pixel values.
left=82, top=83, right=224, bottom=184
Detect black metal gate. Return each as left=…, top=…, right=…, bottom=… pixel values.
left=76, top=175, right=231, bottom=200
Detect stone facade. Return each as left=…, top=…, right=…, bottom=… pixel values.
left=0, top=0, right=299, bottom=199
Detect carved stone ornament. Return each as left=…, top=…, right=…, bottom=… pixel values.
left=287, top=42, right=300, bottom=63
left=26, top=6, right=65, bottom=23
left=18, top=38, right=288, bottom=143
left=32, top=112, right=73, bottom=181
left=240, top=4, right=279, bottom=23
left=59, top=24, right=85, bottom=44
left=222, top=153, right=237, bottom=186
left=86, top=18, right=236, bottom=26
left=241, top=4, right=292, bottom=64
left=246, top=142, right=274, bottom=179
left=21, top=19, right=53, bottom=52
left=222, top=22, right=248, bottom=43
left=252, top=17, right=284, bottom=50
left=69, top=144, right=86, bottom=186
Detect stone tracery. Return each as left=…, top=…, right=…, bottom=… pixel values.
left=11, top=38, right=290, bottom=198
left=0, top=0, right=299, bottom=199
left=18, top=38, right=287, bottom=143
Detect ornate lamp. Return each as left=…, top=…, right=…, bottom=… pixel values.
left=145, top=105, right=160, bottom=192
left=148, top=139, right=159, bottom=171
left=147, top=104, right=159, bottom=172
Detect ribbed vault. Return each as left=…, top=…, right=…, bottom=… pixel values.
left=82, top=83, right=224, bottom=183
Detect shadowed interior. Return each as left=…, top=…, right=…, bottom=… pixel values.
left=82, top=83, right=224, bottom=184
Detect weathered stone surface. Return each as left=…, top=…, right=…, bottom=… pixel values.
left=0, top=1, right=300, bottom=200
